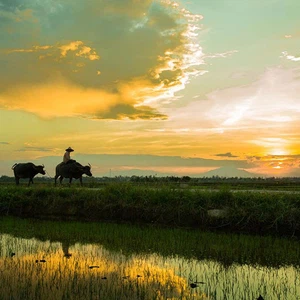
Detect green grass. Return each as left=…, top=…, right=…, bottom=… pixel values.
left=0, top=183, right=299, bottom=237
left=1, top=216, right=300, bottom=268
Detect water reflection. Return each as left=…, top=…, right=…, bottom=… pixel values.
left=62, top=240, right=72, bottom=258
left=0, top=235, right=200, bottom=299
left=0, top=233, right=299, bottom=299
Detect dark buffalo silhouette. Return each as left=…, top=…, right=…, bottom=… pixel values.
left=54, top=162, right=92, bottom=186
left=12, top=163, right=46, bottom=186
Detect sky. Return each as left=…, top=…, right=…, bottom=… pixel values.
left=0, top=0, right=300, bottom=178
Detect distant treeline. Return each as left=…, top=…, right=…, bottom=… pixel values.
left=1, top=174, right=300, bottom=188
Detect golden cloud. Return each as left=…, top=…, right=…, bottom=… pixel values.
left=0, top=0, right=205, bottom=120
left=7, top=41, right=99, bottom=61
left=58, top=41, right=100, bottom=60
left=0, top=77, right=167, bottom=120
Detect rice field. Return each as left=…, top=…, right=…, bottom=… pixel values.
left=0, top=183, right=299, bottom=299
left=0, top=217, right=299, bottom=300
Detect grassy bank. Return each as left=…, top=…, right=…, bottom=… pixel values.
left=0, top=184, right=299, bottom=237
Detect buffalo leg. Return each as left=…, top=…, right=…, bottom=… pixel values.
left=54, top=175, right=59, bottom=186
left=59, top=176, right=64, bottom=185
left=15, top=177, right=20, bottom=185
left=79, top=176, right=82, bottom=186
left=69, top=178, right=72, bottom=185
left=28, top=178, right=33, bottom=187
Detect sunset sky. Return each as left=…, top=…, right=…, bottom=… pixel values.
left=0, top=0, right=299, bottom=177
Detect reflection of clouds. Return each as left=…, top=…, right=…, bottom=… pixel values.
left=0, top=235, right=298, bottom=299
left=0, top=239, right=194, bottom=299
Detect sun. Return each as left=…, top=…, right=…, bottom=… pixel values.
left=269, top=148, right=288, bottom=156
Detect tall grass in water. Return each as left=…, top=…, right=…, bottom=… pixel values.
left=1, top=216, right=300, bottom=268
left=0, top=232, right=299, bottom=300
left=0, top=239, right=193, bottom=300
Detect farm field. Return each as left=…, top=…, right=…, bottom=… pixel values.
left=0, top=179, right=299, bottom=299
left=0, top=216, right=299, bottom=300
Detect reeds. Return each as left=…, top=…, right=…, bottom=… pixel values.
left=0, top=222, right=299, bottom=300
left=0, top=216, right=299, bottom=268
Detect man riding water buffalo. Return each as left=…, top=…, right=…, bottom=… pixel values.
left=55, top=147, right=92, bottom=186
left=63, top=147, right=75, bottom=164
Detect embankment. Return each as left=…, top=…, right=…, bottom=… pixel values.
left=0, top=184, right=299, bottom=237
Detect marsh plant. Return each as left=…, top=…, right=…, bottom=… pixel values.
left=1, top=235, right=299, bottom=300
left=0, top=217, right=299, bottom=299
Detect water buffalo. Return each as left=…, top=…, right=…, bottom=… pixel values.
left=54, top=162, right=92, bottom=186
left=12, top=163, right=46, bottom=186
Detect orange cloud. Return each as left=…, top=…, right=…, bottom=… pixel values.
left=0, top=77, right=167, bottom=120
left=7, top=41, right=100, bottom=61
left=58, top=41, right=100, bottom=60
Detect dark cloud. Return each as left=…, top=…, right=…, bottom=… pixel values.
left=266, top=154, right=300, bottom=158
left=247, top=156, right=261, bottom=161
left=91, top=104, right=167, bottom=120
left=214, top=152, right=238, bottom=158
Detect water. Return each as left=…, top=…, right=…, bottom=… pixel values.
left=0, top=217, right=299, bottom=300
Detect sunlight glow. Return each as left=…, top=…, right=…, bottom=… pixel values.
left=269, top=149, right=288, bottom=156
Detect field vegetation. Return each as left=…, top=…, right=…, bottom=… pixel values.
left=0, top=216, right=299, bottom=299
left=1, top=216, right=299, bottom=268
left=0, top=182, right=299, bottom=238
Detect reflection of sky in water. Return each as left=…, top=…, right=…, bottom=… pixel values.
left=0, top=234, right=299, bottom=299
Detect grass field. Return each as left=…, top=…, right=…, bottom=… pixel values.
left=0, top=183, right=299, bottom=238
